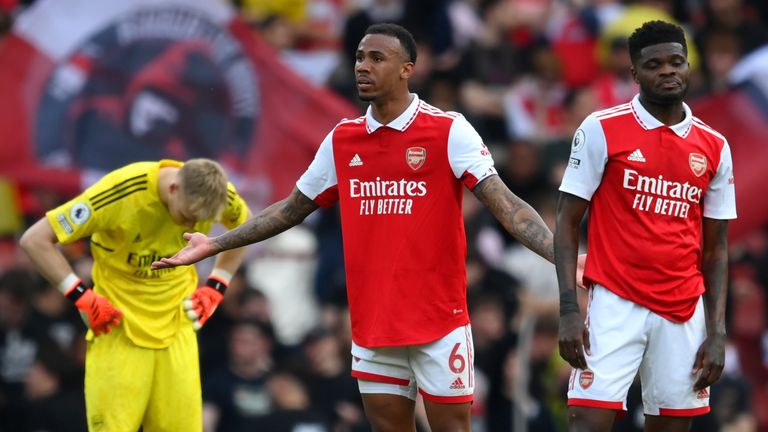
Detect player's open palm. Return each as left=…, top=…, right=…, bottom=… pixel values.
left=559, top=311, right=591, bottom=370
left=151, top=232, right=217, bottom=269
left=692, top=333, right=725, bottom=391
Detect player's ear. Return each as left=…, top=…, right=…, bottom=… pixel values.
left=401, top=61, right=414, bottom=80
left=169, top=180, right=181, bottom=195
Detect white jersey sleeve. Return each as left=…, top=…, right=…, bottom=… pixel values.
left=447, top=114, right=497, bottom=189
left=559, top=113, right=608, bottom=201
left=703, top=141, right=737, bottom=219
left=296, top=129, right=338, bottom=205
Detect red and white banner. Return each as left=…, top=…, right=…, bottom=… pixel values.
left=0, top=0, right=357, bottom=205
left=690, top=87, right=768, bottom=242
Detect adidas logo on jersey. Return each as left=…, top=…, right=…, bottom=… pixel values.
left=349, top=154, right=363, bottom=167
left=627, top=149, right=646, bottom=162
left=449, top=377, right=465, bottom=390
left=133, top=233, right=142, bottom=243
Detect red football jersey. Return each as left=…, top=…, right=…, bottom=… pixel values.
left=297, top=95, right=496, bottom=347
left=560, top=95, right=737, bottom=322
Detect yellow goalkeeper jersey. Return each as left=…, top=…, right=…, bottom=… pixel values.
left=46, top=160, right=248, bottom=348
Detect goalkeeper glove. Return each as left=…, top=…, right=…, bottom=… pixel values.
left=65, top=280, right=123, bottom=336
left=184, top=276, right=227, bottom=330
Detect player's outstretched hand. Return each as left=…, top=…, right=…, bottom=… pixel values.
left=576, top=253, right=587, bottom=289
left=692, top=333, right=726, bottom=391
left=559, top=311, right=591, bottom=370
left=151, top=232, right=217, bottom=270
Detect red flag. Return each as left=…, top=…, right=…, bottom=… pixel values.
left=0, top=0, right=357, bottom=205
left=690, top=88, right=768, bottom=242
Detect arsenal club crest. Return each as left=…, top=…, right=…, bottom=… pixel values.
left=689, top=153, right=707, bottom=177
left=579, top=370, right=594, bottom=389
left=406, top=147, right=426, bottom=171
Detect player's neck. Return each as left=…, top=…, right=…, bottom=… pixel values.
left=638, top=95, right=685, bottom=126
left=370, top=91, right=414, bottom=125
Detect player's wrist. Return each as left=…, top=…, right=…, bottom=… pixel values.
left=209, top=268, right=232, bottom=285
left=59, top=274, right=92, bottom=305
left=707, top=329, right=727, bottom=338
left=559, top=289, right=580, bottom=316
left=204, top=269, right=231, bottom=296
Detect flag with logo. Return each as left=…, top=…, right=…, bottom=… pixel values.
left=0, top=0, right=358, bottom=205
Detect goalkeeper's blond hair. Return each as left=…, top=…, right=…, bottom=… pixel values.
left=178, top=159, right=229, bottom=221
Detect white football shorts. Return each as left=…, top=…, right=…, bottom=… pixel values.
left=351, top=324, right=474, bottom=403
left=567, top=284, right=710, bottom=417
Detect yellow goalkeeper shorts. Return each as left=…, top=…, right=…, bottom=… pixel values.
left=84, top=324, right=201, bottom=431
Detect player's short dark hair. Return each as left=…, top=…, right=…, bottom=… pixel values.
left=628, top=20, right=687, bottom=63
left=364, top=23, right=417, bottom=64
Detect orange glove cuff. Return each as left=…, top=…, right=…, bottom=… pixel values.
left=64, top=280, right=92, bottom=307
left=204, top=276, right=228, bottom=296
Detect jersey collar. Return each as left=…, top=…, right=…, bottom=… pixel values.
left=365, top=93, right=420, bottom=134
left=630, top=94, right=692, bottom=138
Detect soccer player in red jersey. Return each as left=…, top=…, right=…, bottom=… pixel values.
left=152, top=23, right=562, bottom=431
left=555, top=20, right=737, bottom=432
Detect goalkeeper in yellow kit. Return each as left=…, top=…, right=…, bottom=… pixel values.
left=20, top=159, right=250, bottom=431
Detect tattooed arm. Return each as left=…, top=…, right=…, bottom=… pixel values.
left=472, top=175, right=554, bottom=263
left=152, top=187, right=319, bottom=269
left=214, top=187, right=319, bottom=250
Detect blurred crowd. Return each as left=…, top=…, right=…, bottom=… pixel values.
left=1, top=0, right=768, bottom=431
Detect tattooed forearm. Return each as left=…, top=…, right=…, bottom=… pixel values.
left=214, top=188, right=319, bottom=251
left=473, top=176, right=555, bottom=263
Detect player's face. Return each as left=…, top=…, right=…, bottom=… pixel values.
left=631, top=42, right=689, bottom=104
left=355, top=34, right=413, bottom=102
left=168, top=193, right=198, bottom=228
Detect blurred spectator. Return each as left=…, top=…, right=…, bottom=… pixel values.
left=502, top=39, right=568, bottom=143
left=597, top=1, right=700, bottom=70
left=695, top=0, right=768, bottom=56
left=302, top=327, right=366, bottom=431
left=312, top=206, right=348, bottom=308
left=726, top=41, right=768, bottom=96
left=485, top=336, right=558, bottom=432
left=254, top=370, right=330, bottom=432
left=469, top=291, right=511, bottom=376
left=198, top=268, right=250, bottom=375
left=246, top=225, right=320, bottom=346
left=543, top=86, right=600, bottom=186
left=497, top=141, right=551, bottom=204
left=548, top=3, right=601, bottom=89
left=591, top=36, right=638, bottom=108
left=29, top=280, right=84, bottom=353
left=22, top=338, right=86, bottom=432
left=255, top=9, right=344, bottom=87
left=0, top=268, right=50, bottom=431
left=203, top=319, right=275, bottom=432
left=694, top=28, right=743, bottom=96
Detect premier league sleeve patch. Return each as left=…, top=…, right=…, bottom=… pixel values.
left=571, top=129, right=586, bottom=153
left=69, top=202, right=92, bottom=225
